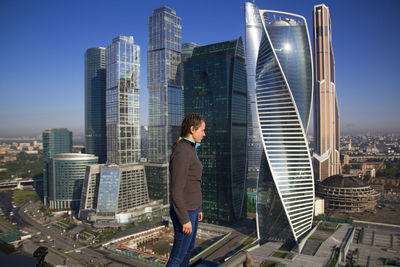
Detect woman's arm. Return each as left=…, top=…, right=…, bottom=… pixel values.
left=170, top=146, right=191, bottom=225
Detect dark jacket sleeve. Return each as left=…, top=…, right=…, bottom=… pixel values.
left=170, top=145, right=191, bottom=225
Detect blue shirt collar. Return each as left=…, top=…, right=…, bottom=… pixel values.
left=183, top=137, right=201, bottom=150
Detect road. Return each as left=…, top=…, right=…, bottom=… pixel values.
left=15, top=200, right=154, bottom=266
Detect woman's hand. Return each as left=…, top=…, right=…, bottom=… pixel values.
left=199, top=212, right=203, bottom=222
left=182, top=221, right=192, bottom=235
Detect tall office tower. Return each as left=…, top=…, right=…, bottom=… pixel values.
left=184, top=38, right=247, bottom=225
left=245, top=2, right=314, bottom=244
left=147, top=6, right=182, bottom=204
left=106, top=36, right=141, bottom=165
left=245, top=3, right=264, bottom=185
left=48, top=153, right=98, bottom=210
left=79, top=164, right=149, bottom=222
left=312, top=4, right=340, bottom=182
left=42, top=128, right=72, bottom=204
left=85, top=47, right=107, bottom=163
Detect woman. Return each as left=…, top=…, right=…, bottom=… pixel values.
left=167, top=113, right=206, bottom=267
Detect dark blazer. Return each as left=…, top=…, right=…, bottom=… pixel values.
left=169, top=139, right=203, bottom=224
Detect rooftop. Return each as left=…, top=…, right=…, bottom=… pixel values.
left=320, top=175, right=368, bottom=188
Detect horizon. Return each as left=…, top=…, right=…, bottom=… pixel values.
left=1, top=0, right=399, bottom=137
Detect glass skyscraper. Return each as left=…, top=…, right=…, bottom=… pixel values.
left=106, top=36, right=141, bottom=165
left=245, top=4, right=264, bottom=182
left=184, top=38, right=247, bottom=225
left=147, top=6, right=182, bottom=204
left=48, top=153, right=98, bottom=210
left=42, top=128, right=72, bottom=204
left=85, top=47, right=107, bottom=164
left=312, top=4, right=340, bottom=182
left=79, top=36, right=149, bottom=223
left=245, top=2, right=314, bottom=243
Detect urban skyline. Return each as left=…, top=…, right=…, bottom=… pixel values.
left=1, top=0, right=399, bottom=137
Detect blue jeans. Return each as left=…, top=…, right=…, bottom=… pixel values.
left=166, top=206, right=199, bottom=267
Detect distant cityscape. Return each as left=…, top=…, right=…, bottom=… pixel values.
left=1, top=2, right=400, bottom=267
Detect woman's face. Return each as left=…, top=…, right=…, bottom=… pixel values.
left=191, top=121, right=206, bottom=143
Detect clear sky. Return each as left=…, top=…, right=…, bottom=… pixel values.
left=0, top=0, right=399, bottom=137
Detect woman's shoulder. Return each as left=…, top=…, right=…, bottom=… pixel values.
left=173, top=140, right=194, bottom=154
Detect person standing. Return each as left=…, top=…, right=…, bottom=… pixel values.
left=167, top=113, right=206, bottom=267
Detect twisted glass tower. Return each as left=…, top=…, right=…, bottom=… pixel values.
left=245, top=2, right=314, bottom=243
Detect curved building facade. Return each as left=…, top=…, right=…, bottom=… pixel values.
left=245, top=2, right=314, bottom=243
left=49, top=153, right=98, bottom=210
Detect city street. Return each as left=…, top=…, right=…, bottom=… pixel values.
left=13, top=200, right=152, bottom=266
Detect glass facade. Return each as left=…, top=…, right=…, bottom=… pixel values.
left=97, top=167, right=121, bottom=216
left=147, top=6, right=182, bottom=204
left=48, top=153, right=98, bottom=210
left=144, top=164, right=169, bottom=204
left=147, top=6, right=182, bottom=164
left=183, top=38, right=247, bottom=225
left=95, top=164, right=149, bottom=217
left=245, top=2, right=264, bottom=179
left=85, top=47, right=107, bottom=164
left=245, top=2, right=314, bottom=243
left=106, top=36, right=141, bottom=164
left=42, top=128, right=72, bottom=204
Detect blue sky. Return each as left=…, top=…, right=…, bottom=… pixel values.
left=0, top=0, right=399, bottom=137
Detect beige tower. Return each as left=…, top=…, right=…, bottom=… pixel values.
left=313, top=4, right=341, bottom=182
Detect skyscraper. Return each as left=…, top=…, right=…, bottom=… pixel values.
left=245, top=2, right=314, bottom=243
left=85, top=47, right=107, bottom=163
left=42, top=128, right=72, bottom=204
left=147, top=6, right=182, bottom=203
left=184, top=38, right=247, bottom=225
left=245, top=3, right=264, bottom=183
left=148, top=6, right=182, bottom=164
left=312, top=4, right=340, bottom=182
left=106, top=36, right=141, bottom=164
left=48, top=153, right=98, bottom=210
left=79, top=36, right=149, bottom=223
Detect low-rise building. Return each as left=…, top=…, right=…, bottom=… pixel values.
left=79, top=163, right=151, bottom=224
left=316, top=175, right=379, bottom=213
